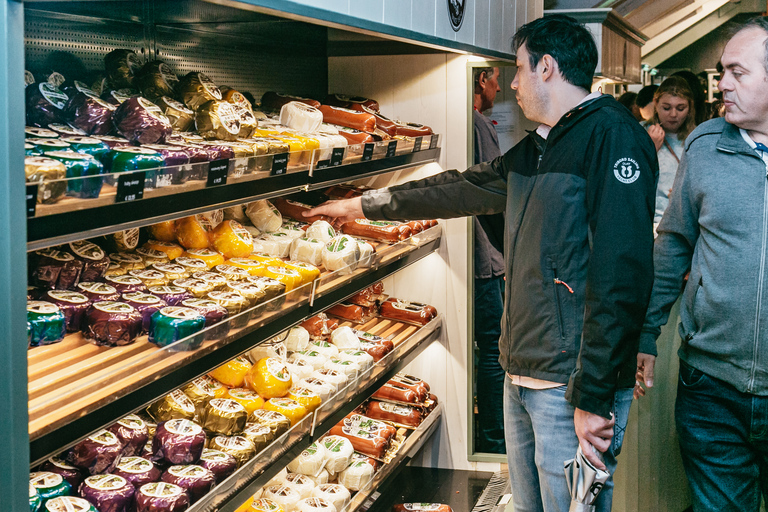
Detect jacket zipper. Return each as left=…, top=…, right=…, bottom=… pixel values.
left=551, top=263, right=570, bottom=340
left=749, top=167, right=768, bottom=391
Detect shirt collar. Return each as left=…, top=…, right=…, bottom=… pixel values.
left=535, top=92, right=601, bottom=140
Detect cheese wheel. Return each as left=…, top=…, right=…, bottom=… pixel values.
left=243, top=225, right=262, bottom=239
left=249, top=252, right=283, bottom=267
left=245, top=358, right=292, bottom=398
left=311, top=484, right=350, bottom=512
left=295, top=377, right=335, bottom=403
left=337, top=350, right=374, bottom=371
left=286, top=387, right=322, bottom=412
left=249, top=339, right=287, bottom=362
left=148, top=220, right=177, bottom=242
left=225, top=257, right=265, bottom=276
left=248, top=498, right=285, bottom=512
left=183, top=248, right=224, bottom=269
left=286, top=360, right=314, bottom=382
left=263, top=266, right=302, bottom=292
left=304, top=469, right=329, bottom=487
left=277, top=225, right=306, bottom=240
left=211, top=220, right=254, bottom=258
left=281, top=473, right=315, bottom=500
left=357, top=241, right=375, bottom=268
left=296, top=497, right=336, bottom=512
left=286, top=442, right=327, bottom=477
left=337, top=460, right=374, bottom=491
left=264, top=397, right=307, bottom=426
left=330, top=326, right=361, bottom=350
left=289, top=238, right=324, bottom=267
left=257, top=233, right=294, bottom=259
left=323, top=358, right=359, bottom=378
left=290, top=350, right=327, bottom=370
left=280, top=102, right=323, bottom=133
left=242, top=423, right=274, bottom=452
left=305, top=221, right=335, bottom=243
left=225, top=388, right=266, bottom=414
left=309, top=341, right=339, bottom=359
left=322, top=236, right=360, bottom=275
left=246, top=200, right=283, bottom=233
left=310, top=369, right=347, bottom=391
left=208, top=435, right=256, bottom=468
left=277, top=326, right=310, bottom=352
left=263, top=485, right=302, bottom=512
left=200, top=398, right=248, bottom=435
left=144, top=240, right=184, bottom=260
left=320, top=435, right=354, bottom=474
left=209, top=356, right=253, bottom=388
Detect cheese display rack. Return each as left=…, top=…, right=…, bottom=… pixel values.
left=29, top=225, right=442, bottom=465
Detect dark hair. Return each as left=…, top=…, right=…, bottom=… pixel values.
left=653, top=76, right=697, bottom=141
left=617, top=92, right=638, bottom=110
left=636, top=85, right=658, bottom=108
left=513, top=15, right=598, bottom=92
left=737, top=16, right=768, bottom=75
left=473, top=67, right=496, bottom=88
left=670, top=70, right=706, bottom=125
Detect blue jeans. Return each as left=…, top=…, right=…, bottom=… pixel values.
left=474, top=275, right=506, bottom=453
left=503, top=378, right=633, bottom=512
left=676, top=359, right=768, bottom=512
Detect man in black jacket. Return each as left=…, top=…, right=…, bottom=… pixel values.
left=307, top=15, right=657, bottom=512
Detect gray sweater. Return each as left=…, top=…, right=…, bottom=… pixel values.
left=639, top=117, right=768, bottom=395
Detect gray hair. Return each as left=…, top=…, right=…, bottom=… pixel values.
left=738, top=16, right=768, bottom=75
left=473, top=67, right=496, bottom=88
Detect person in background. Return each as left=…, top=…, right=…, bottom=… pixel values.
left=645, top=76, right=696, bottom=231
left=306, top=15, right=658, bottom=512
left=618, top=91, right=642, bottom=121
left=635, top=16, right=768, bottom=511
left=472, top=66, right=506, bottom=454
left=636, top=84, right=658, bottom=121
left=671, top=70, right=708, bottom=125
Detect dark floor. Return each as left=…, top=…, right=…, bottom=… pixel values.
left=365, top=466, right=495, bottom=512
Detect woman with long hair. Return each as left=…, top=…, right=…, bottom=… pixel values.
left=646, top=76, right=697, bottom=230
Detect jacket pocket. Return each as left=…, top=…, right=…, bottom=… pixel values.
left=691, top=277, right=703, bottom=333
left=550, top=260, right=568, bottom=341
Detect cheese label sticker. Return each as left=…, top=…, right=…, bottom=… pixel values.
left=160, top=306, right=200, bottom=320
left=108, top=275, right=143, bottom=285
left=322, top=437, right=346, bottom=453
left=70, top=240, right=106, bottom=261
left=216, top=102, right=241, bottom=134
left=391, top=300, right=425, bottom=313
left=29, top=483, right=37, bottom=497
left=229, top=91, right=249, bottom=109
left=117, top=414, right=146, bottom=430
left=404, top=505, right=442, bottom=511
left=25, top=70, right=35, bottom=87
left=158, top=63, right=179, bottom=89
left=149, top=285, right=184, bottom=294
left=266, top=358, right=290, bottom=381
left=198, top=73, right=222, bottom=99
left=201, top=449, right=229, bottom=462
left=142, top=482, right=183, bottom=497
left=341, top=426, right=378, bottom=440
left=38, top=249, right=75, bottom=262
left=117, top=456, right=153, bottom=473
left=138, top=97, right=168, bottom=123
left=174, top=278, right=206, bottom=289
left=166, top=418, right=202, bottom=435
left=27, top=301, right=61, bottom=315
left=39, top=83, right=68, bottom=109
left=232, top=222, right=252, bottom=243
left=93, top=301, right=135, bottom=314
left=229, top=388, right=259, bottom=400
left=194, top=272, right=227, bottom=285
left=219, top=435, right=252, bottom=450
left=110, top=252, right=143, bottom=264
left=169, top=465, right=206, bottom=477
left=211, top=398, right=245, bottom=413
left=47, top=457, right=78, bottom=470
left=175, top=257, right=207, bottom=269
left=47, top=291, right=88, bottom=304
left=169, top=390, right=196, bottom=413
left=189, top=248, right=219, bottom=257
left=44, top=496, right=93, bottom=512
left=163, top=96, right=190, bottom=113
left=89, top=429, right=119, bottom=446
left=137, top=247, right=166, bottom=259
left=194, top=376, right=224, bottom=394
left=377, top=402, right=415, bottom=415
left=252, top=499, right=282, bottom=512
left=228, top=258, right=258, bottom=267
left=216, top=264, right=247, bottom=276
left=123, top=292, right=161, bottom=304
left=244, top=424, right=271, bottom=436
left=85, top=474, right=127, bottom=491
left=153, top=263, right=186, bottom=274
left=30, top=472, right=64, bottom=488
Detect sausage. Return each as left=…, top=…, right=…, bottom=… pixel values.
left=358, top=340, right=392, bottom=362
left=388, top=375, right=429, bottom=402
left=366, top=400, right=423, bottom=427
left=301, top=313, right=334, bottom=338
left=333, top=126, right=375, bottom=145
left=318, top=105, right=376, bottom=133
left=260, top=91, right=320, bottom=111
left=420, top=220, right=438, bottom=228
left=425, top=393, right=438, bottom=414
left=393, top=504, right=452, bottom=512
left=405, top=221, right=424, bottom=234
left=326, top=303, right=368, bottom=322
left=370, top=282, right=384, bottom=295
left=393, top=122, right=433, bottom=137
left=349, top=105, right=398, bottom=136
left=347, top=288, right=376, bottom=307
left=324, top=185, right=368, bottom=199
left=342, top=413, right=397, bottom=440
left=328, top=424, right=389, bottom=459
left=379, top=298, right=437, bottom=325
left=391, top=373, right=430, bottom=392
left=341, top=219, right=411, bottom=243
left=371, top=383, right=420, bottom=404
left=271, top=197, right=331, bottom=224
left=325, top=94, right=380, bottom=112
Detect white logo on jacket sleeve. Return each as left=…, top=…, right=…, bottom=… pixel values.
left=613, top=158, right=640, bottom=184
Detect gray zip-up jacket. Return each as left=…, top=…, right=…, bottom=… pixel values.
left=639, top=117, right=768, bottom=395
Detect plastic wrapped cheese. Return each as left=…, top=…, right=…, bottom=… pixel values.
left=295, top=377, right=335, bottom=403
left=280, top=326, right=310, bottom=352
left=310, top=369, right=347, bottom=391
left=208, top=435, right=256, bottom=468
left=263, top=485, right=302, bottom=512
left=320, top=436, right=354, bottom=474
left=281, top=473, right=315, bottom=500
left=337, top=350, right=373, bottom=371
left=246, top=200, right=283, bottom=233
left=290, top=350, right=327, bottom=370
left=279, top=102, right=323, bottom=133
left=175, top=215, right=213, bottom=250
left=177, top=72, right=222, bottom=111
left=264, top=397, right=307, bottom=426
left=311, top=484, right=350, bottom=512
left=305, top=221, right=335, bottom=243
left=286, top=441, right=327, bottom=477
left=112, top=96, right=173, bottom=145
left=209, top=356, right=253, bottom=388
left=282, top=261, right=320, bottom=286
left=322, top=236, right=361, bottom=275
left=296, top=497, right=336, bottom=512
left=304, top=468, right=329, bottom=487
left=200, top=398, right=248, bottom=436
left=211, top=220, right=254, bottom=258
left=136, top=61, right=179, bottom=102
left=289, top=238, right=324, bottom=267
left=257, top=233, right=293, bottom=259
left=337, top=460, right=375, bottom=491
left=330, top=327, right=361, bottom=350
left=286, top=387, right=322, bottom=412
left=223, top=204, right=248, bottom=223
left=245, top=357, right=292, bottom=398
left=248, top=498, right=285, bottom=512
left=309, top=341, right=339, bottom=359
left=323, top=358, right=359, bottom=378
left=357, top=241, right=375, bottom=269
left=196, top=100, right=241, bottom=141
left=286, top=359, right=314, bottom=382
left=249, top=339, right=287, bottom=362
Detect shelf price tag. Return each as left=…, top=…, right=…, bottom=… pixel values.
left=207, top=159, right=229, bottom=187
left=115, top=171, right=145, bottom=203
left=386, top=140, right=398, bottom=158
left=362, top=143, right=375, bottom=161
left=330, top=147, right=345, bottom=166
left=272, top=153, right=289, bottom=176
left=26, top=184, right=38, bottom=217
left=429, top=134, right=439, bottom=149
left=315, top=159, right=330, bottom=170
left=412, top=136, right=423, bottom=153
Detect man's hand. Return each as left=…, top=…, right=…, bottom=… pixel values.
left=647, top=124, right=665, bottom=151
left=574, top=408, right=614, bottom=470
left=633, top=353, right=656, bottom=399
left=303, top=196, right=365, bottom=225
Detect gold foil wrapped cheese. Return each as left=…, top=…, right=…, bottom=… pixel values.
left=241, top=423, right=273, bottom=452
left=25, top=156, right=66, bottom=204
left=196, top=100, right=241, bottom=141
left=147, top=389, right=197, bottom=422
left=156, top=96, right=195, bottom=132
left=181, top=377, right=218, bottom=417
left=200, top=398, right=248, bottom=435
left=235, top=105, right=258, bottom=138
left=208, top=435, right=256, bottom=467
left=177, top=71, right=223, bottom=111
left=247, top=409, right=291, bottom=439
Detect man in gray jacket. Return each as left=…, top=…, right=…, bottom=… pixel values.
left=636, top=16, right=768, bottom=511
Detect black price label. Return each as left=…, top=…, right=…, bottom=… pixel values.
left=115, top=171, right=145, bottom=203
left=207, top=159, right=229, bottom=187
left=429, top=134, right=439, bottom=149
left=330, top=147, right=345, bottom=166
left=362, top=143, right=375, bottom=161
left=272, top=153, right=289, bottom=176
left=412, top=136, right=423, bottom=153
left=26, top=184, right=38, bottom=217
left=386, top=140, right=398, bottom=158
left=315, top=160, right=330, bottom=170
